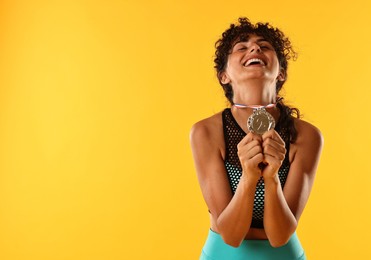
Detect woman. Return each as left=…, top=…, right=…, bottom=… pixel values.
left=190, top=18, right=323, bottom=260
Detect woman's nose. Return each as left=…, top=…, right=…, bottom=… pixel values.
left=249, top=44, right=261, bottom=53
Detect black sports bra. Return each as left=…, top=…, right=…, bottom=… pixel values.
left=222, top=108, right=291, bottom=228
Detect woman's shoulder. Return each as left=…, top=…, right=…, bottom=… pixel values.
left=291, top=118, right=324, bottom=157
left=189, top=110, right=225, bottom=148
left=293, top=118, right=323, bottom=143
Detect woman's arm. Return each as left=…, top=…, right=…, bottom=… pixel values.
left=190, top=116, right=261, bottom=247
left=262, top=120, right=323, bottom=247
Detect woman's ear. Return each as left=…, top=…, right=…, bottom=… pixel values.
left=220, top=71, right=231, bottom=84
left=277, top=68, right=286, bottom=82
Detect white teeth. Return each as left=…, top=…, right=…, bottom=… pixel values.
left=245, top=58, right=265, bottom=66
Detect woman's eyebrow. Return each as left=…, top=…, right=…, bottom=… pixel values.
left=232, top=40, right=246, bottom=47
left=232, top=37, right=271, bottom=49
left=234, top=37, right=269, bottom=45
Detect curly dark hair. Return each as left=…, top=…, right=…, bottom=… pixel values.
left=214, top=17, right=300, bottom=142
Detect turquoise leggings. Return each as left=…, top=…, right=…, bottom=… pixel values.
left=200, top=229, right=306, bottom=260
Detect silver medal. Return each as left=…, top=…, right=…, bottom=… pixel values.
left=247, top=107, right=275, bottom=135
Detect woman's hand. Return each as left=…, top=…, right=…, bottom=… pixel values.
left=237, top=132, right=264, bottom=181
left=261, top=129, right=286, bottom=179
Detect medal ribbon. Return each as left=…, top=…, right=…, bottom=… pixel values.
left=233, top=97, right=283, bottom=109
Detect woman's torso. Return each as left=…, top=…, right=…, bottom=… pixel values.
left=207, top=109, right=297, bottom=240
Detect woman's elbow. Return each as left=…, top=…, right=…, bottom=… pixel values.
left=268, top=228, right=296, bottom=248
left=221, top=234, right=243, bottom=248
left=269, top=236, right=290, bottom=248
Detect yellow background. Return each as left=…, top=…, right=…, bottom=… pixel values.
left=0, top=0, right=370, bottom=259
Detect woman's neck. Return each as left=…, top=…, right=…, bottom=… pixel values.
left=232, top=83, right=276, bottom=106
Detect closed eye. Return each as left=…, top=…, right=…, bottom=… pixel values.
left=232, top=42, right=248, bottom=52
left=260, top=45, right=271, bottom=50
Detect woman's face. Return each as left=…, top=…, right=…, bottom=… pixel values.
left=221, top=34, right=283, bottom=89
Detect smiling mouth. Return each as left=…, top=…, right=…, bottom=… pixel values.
left=244, top=58, right=265, bottom=66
